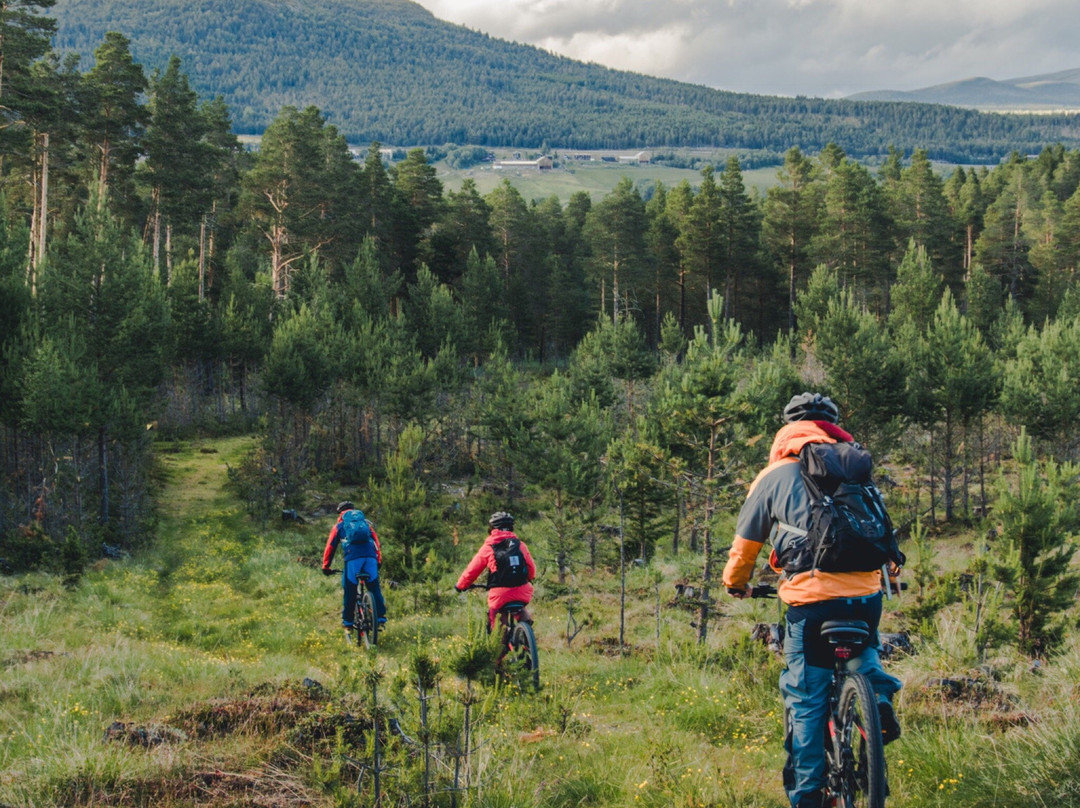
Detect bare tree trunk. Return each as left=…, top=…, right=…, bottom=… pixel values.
left=943, top=413, right=954, bottom=522
left=618, top=491, right=626, bottom=652
left=199, top=216, right=207, bottom=302
left=698, top=421, right=718, bottom=644
left=98, top=425, right=109, bottom=526
left=151, top=187, right=161, bottom=275
left=929, top=429, right=937, bottom=526
left=165, top=222, right=173, bottom=281
left=38, top=133, right=48, bottom=273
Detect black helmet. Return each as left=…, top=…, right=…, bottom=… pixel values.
left=336, top=500, right=355, bottom=513
left=488, top=511, right=515, bottom=530
left=782, top=392, right=839, bottom=424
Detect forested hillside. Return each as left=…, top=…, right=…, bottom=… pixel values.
left=47, top=0, right=1080, bottom=162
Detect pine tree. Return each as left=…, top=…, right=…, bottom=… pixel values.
left=911, top=290, right=998, bottom=521
left=80, top=32, right=148, bottom=211
left=761, top=147, right=820, bottom=339
left=717, top=156, right=760, bottom=323
left=585, top=176, right=648, bottom=322
left=140, top=56, right=215, bottom=280
left=990, top=429, right=1080, bottom=656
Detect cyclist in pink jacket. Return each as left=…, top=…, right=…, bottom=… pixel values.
left=455, top=512, right=536, bottom=629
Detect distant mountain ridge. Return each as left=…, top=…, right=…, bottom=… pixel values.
left=848, top=68, right=1080, bottom=110
left=47, top=0, right=1080, bottom=161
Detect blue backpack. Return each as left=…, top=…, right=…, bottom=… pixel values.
left=339, top=510, right=373, bottom=548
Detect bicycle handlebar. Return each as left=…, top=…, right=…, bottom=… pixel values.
left=727, top=583, right=778, bottom=598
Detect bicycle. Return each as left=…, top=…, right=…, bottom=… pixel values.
left=464, top=585, right=539, bottom=690
left=327, top=569, right=378, bottom=648
left=743, top=584, right=889, bottom=808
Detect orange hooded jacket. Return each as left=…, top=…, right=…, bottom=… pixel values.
left=722, top=420, right=883, bottom=606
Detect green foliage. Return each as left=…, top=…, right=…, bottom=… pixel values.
left=368, top=423, right=445, bottom=580
left=999, top=313, right=1080, bottom=452
left=59, top=525, right=88, bottom=587
left=989, top=428, right=1080, bottom=656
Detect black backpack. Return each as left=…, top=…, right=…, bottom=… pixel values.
left=487, top=538, right=528, bottom=587
left=777, top=441, right=905, bottom=575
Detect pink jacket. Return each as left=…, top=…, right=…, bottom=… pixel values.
left=456, top=529, right=536, bottom=612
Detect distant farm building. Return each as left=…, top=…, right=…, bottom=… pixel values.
left=617, top=151, right=651, bottom=164
left=493, top=155, right=554, bottom=170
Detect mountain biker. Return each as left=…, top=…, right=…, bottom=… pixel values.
left=722, top=393, right=903, bottom=808
left=454, top=511, right=536, bottom=630
left=322, top=501, right=387, bottom=634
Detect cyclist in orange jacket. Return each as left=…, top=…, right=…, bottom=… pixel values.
left=723, top=393, right=902, bottom=808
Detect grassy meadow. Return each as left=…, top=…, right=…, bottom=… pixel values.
left=2, top=437, right=1079, bottom=807
left=436, top=157, right=781, bottom=201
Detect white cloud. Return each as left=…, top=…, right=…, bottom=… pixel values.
left=414, top=0, right=1080, bottom=97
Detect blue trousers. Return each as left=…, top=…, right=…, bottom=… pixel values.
left=779, top=593, right=902, bottom=808
left=342, top=557, right=386, bottom=626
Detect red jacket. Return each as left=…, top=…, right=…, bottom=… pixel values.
left=456, top=529, right=536, bottom=612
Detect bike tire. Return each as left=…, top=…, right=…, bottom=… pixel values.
left=834, top=673, right=887, bottom=808
left=351, top=590, right=374, bottom=649
left=361, top=589, right=378, bottom=647
left=510, top=622, right=540, bottom=691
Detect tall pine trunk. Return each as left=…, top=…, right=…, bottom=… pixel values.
left=98, top=425, right=110, bottom=527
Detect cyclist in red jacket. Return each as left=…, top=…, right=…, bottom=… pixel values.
left=322, top=501, right=387, bottom=634
left=455, top=511, right=536, bottom=629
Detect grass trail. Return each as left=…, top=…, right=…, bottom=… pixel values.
left=155, top=435, right=254, bottom=519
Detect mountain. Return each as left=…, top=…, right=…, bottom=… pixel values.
left=48, top=0, right=1080, bottom=162
left=848, top=68, right=1080, bottom=111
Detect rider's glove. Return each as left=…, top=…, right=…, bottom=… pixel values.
left=322, top=567, right=334, bottom=577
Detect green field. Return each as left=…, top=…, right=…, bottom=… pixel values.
left=437, top=158, right=782, bottom=201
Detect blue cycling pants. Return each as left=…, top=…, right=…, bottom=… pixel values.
left=342, top=557, right=387, bottom=626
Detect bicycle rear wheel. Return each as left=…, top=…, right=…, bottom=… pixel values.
left=509, top=622, right=539, bottom=690
left=357, top=588, right=377, bottom=648
left=833, top=673, right=887, bottom=808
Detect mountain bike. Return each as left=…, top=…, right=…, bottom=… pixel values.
left=327, top=569, right=378, bottom=648
left=464, top=585, right=539, bottom=690
left=744, top=584, right=888, bottom=808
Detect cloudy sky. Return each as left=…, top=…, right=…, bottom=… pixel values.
left=412, top=0, right=1080, bottom=99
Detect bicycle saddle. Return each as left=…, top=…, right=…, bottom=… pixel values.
left=820, top=620, right=870, bottom=645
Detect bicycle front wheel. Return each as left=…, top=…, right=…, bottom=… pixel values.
left=834, top=673, right=887, bottom=808
left=509, top=622, right=540, bottom=691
